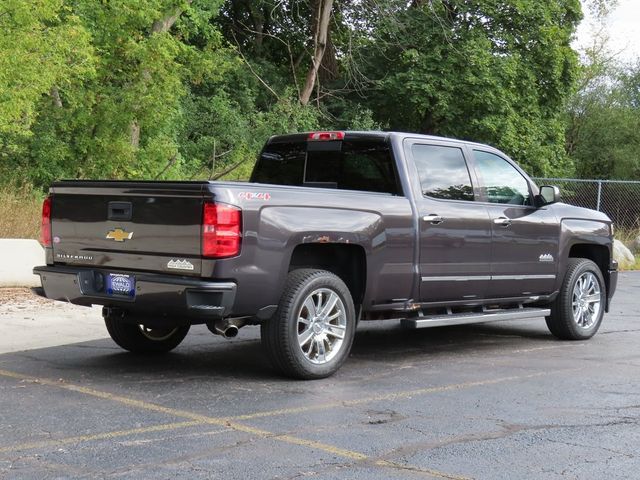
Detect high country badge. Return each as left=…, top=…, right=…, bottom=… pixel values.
left=167, top=259, right=195, bottom=271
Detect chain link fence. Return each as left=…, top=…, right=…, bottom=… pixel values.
left=534, top=178, right=640, bottom=231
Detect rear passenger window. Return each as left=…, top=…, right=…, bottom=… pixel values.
left=412, top=144, right=474, bottom=201
left=309, top=141, right=398, bottom=194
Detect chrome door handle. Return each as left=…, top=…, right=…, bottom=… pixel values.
left=493, top=217, right=512, bottom=227
left=423, top=214, right=444, bottom=224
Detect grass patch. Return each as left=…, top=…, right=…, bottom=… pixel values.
left=615, top=228, right=639, bottom=246
left=0, top=184, right=43, bottom=239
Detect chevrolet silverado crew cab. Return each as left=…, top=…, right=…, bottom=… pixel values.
left=34, top=131, right=618, bottom=379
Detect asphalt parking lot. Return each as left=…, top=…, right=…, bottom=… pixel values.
left=0, top=273, right=638, bottom=479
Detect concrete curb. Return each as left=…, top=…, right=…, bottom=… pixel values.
left=0, top=239, right=44, bottom=287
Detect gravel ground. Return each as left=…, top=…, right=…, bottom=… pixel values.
left=0, top=288, right=53, bottom=307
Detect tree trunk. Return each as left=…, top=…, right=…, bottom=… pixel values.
left=130, top=121, right=140, bottom=148
left=299, top=0, right=334, bottom=105
left=421, top=100, right=439, bottom=134
left=249, top=5, right=265, bottom=51
left=319, top=28, right=338, bottom=83
left=151, top=1, right=192, bottom=34
left=50, top=86, right=63, bottom=108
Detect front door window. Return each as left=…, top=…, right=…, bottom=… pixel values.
left=473, top=150, right=531, bottom=205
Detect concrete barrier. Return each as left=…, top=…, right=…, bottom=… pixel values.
left=0, top=239, right=44, bottom=287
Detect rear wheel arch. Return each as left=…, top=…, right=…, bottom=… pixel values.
left=288, top=243, right=367, bottom=308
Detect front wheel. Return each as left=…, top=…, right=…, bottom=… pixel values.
left=104, top=314, right=190, bottom=353
left=261, top=269, right=357, bottom=380
left=546, top=258, right=606, bottom=340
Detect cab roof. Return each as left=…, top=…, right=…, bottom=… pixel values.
left=267, top=131, right=494, bottom=150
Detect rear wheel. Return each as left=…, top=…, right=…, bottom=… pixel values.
left=546, top=258, right=606, bottom=340
left=104, top=314, right=190, bottom=353
left=261, top=269, right=357, bottom=379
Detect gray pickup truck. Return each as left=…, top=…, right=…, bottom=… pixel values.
left=34, top=131, right=618, bottom=379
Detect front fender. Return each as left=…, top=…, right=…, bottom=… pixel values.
left=556, top=218, right=613, bottom=293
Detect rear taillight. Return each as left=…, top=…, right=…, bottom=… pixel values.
left=202, top=202, right=242, bottom=258
left=40, top=196, right=52, bottom=247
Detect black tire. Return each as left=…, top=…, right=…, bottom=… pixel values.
left=261, top=269, right=357, bottom=380
left=546, top=258, right=606, bottom=340
left=104, top=314, right=190, bottom=353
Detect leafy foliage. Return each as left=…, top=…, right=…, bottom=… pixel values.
left=2, top=0, right=630, bottom=191
left=0, top=1, right=94, bottom=146
left=1, top=0, right=322, bottom=188
left=567, top=58, right=640, bottom=179
left=346, top=0, right=581, bottom=176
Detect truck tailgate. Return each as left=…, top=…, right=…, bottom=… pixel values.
left=50, top=181, right=207, bottom=276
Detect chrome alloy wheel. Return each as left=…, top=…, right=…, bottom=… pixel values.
left=297, top=288, right=347, bottom=364
left=139, top=325, right=179, bottom=341
left=571, top=272, right=602, bottom=329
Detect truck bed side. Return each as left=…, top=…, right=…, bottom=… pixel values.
left=203, top=182, right=415, bottom=316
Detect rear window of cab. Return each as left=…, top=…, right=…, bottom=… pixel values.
left=251, top=138, right=401, bottom=195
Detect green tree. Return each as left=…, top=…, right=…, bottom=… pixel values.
left=567, top=54, right=640, bottom=179
left=0, top=0, right=94, bottom=148
left=24, top=0, right=233, bottom=184
left=2, top=1, right=241, bottom=186
left=1, top=0, right=590, bottom=188
left=2, top=0, right=325, bottom=188
left=346, top=0, right=581, bottom=176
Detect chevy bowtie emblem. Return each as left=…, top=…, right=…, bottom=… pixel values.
left=106, top=228, right=133, bottom=242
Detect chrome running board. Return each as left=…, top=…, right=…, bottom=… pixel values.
left=401, top=307, right=550, bottom=329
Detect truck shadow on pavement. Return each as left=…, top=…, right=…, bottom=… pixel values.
left=0, top=321, right=557, bottom=381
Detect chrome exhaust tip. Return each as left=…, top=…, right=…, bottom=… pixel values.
left=207, top=318, right=248, bottom=339
left=222, top=325, right=238, bottom=338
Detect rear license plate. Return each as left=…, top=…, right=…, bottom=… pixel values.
left=106, top=273, right=135, bottom=297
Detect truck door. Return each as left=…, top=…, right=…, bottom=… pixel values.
left=469, top=149, right=559, bottom=298
left=404, top=140, right=493, bottom=303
